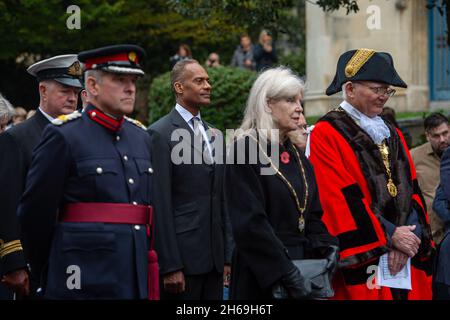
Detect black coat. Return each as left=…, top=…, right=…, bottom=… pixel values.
left=0, top=109, right=49, bottom=276
left=148, top=109, right=233, bottom=278
left=225, top=136, right=338, bottom=299
left=253, top=44, right=278, bottom=72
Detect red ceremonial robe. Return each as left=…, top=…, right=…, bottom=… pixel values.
left=309, top=109, right=434, bottom=300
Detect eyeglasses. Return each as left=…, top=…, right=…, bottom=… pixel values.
left=353, top=82, right=396, bottom=97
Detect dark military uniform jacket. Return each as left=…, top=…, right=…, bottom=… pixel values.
left=18, top=105, right=153, bottom=299
left=0, top=109, right=49, bottom=277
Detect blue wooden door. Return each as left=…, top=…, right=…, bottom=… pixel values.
left=429, top=4, right=450, bottom=100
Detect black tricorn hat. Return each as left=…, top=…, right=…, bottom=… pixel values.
left=325, top=48, right=407, bottom=96
left=78, top=44, right=146, bottom=76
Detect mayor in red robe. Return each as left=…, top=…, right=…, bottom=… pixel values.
left=308, top=48, right=434, bottom=300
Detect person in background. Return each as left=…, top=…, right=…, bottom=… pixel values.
left=26, top=110, right=36, bottom=120
left=380, top=106, right=400, bottom=128
left=411, top=113, right=449, bottom=244
left=432, top=182, right=450, bottom=299
left=433, top=143, right=450, bottom=299
left=230, top=33, right=255, bottom=71
left=380, top=106, right=412, bottom=148
left=0, top=94, right=15, bottom=133
left=253, top=30, right=278, bottom=72
left=170, top=44, right=192, bottom=68
left=287, top=118, right=308, bottom=151
left=12, top=107, right=27, bottom=126
left=205, top=52, right=221, bottom=68
left=0, top=93, right=15, bottom=299
left=0, top=54, right=82, bottom=299
left=80, top=89, right=89, bottom=110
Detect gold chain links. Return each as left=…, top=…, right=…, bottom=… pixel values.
left=378, top=141, right=398, bottom=197
left=248, top=136, right=308, bottom=232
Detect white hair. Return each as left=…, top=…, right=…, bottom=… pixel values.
left=342, top=82, right=351, bottom=100
left=0, top=93, right=15, bottom=121
left=84, top=69, right=103, bottom=88
left=84, top=70, right=105, bottom=102
left=235, top=66, right=305, bottom=141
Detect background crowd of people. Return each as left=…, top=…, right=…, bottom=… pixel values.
left=170, top=30, right=278, bottom=72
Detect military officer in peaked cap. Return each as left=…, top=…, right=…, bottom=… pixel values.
left=18, top=45, right=158, bottom=299
left=0, top=54, right=82, bottom=299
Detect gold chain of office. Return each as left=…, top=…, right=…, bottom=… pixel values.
left=248, top=135, right=308, bottom=232
left=378, top=141, right=398, bottom=197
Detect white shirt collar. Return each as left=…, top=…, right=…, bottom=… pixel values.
left=38, top=107, right=55, bottom=122
left=175, top=103, right=202, bottom=125
left=340, top=100, right=364, bottom=122
left=175, top=103, right=213, bottom=161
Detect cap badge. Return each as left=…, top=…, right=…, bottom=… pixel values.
left=67, top=61, right=82, bottom=77
left=128, top=52, right=137, bottom=63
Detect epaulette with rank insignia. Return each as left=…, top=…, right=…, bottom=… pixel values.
left=125, top=116, right=147, bottom=130
left=52, top=110, right=82, bottom=125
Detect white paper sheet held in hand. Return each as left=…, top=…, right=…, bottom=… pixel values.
left=376, top=253, right=411, bottom=290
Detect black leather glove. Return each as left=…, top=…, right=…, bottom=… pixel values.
left=324, top=245, right=339, bottom=273
left=277, top=265, right=312, bottom=299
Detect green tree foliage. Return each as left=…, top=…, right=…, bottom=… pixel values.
left=169, top=0, right=294, bottom=33
left=314, top=0, right=359, bottom=13
left=169, top=0, right=359, bottom=34
left=0, top=0, right=246, bottom=121
left=148, top=66, right=257, bottom=130
left=279, top=49, right=306, bottom=76
left=0, top=0, right=243, bottom=75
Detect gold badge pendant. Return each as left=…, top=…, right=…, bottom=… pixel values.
left=298, top=216, right=305, bottom=232
left=387, top=180, right=398, bottom=197
left=128, top=51, right=137, bottom=63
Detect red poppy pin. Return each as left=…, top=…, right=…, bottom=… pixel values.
left=280, top=151, right=290, bottom=164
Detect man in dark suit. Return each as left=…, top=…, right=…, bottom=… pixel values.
left=148, top=59, right=232, bottom=300
left=0, top=54, right=82, bottom=298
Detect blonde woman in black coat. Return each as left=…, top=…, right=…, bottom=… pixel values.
left=225, top=67, right=338, bottom=299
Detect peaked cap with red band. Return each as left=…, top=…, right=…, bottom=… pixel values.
left=78, top=44, right=146, bottom=76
